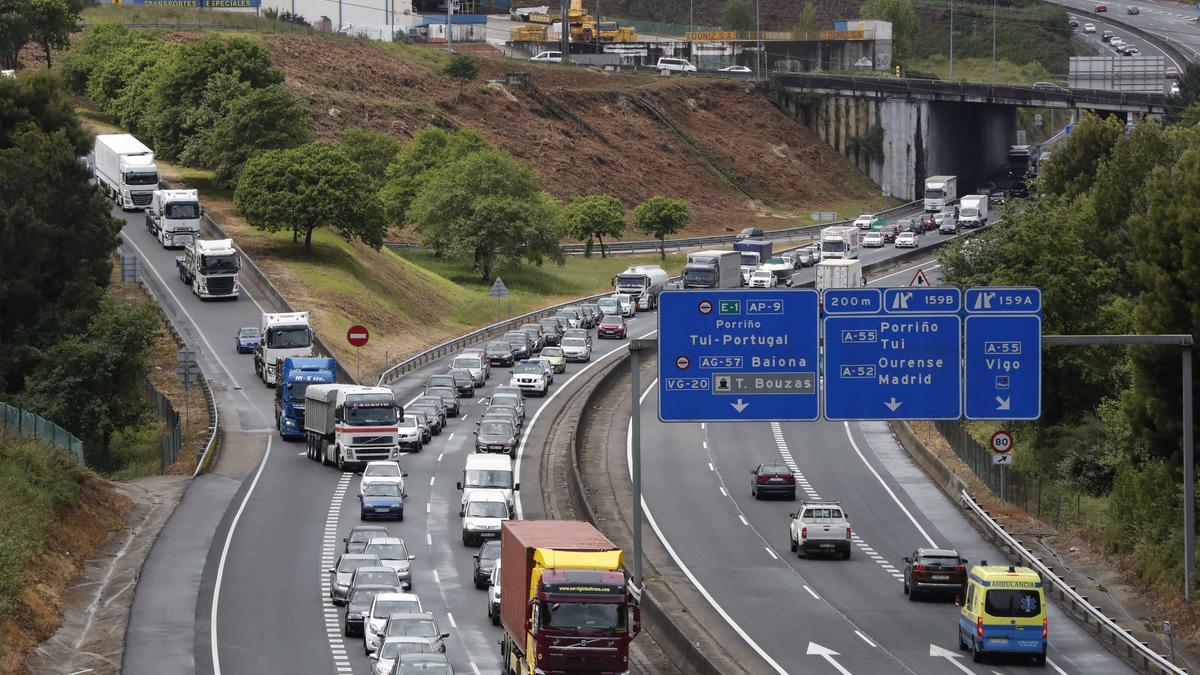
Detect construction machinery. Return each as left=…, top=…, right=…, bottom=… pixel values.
left=508, top=0, right=637, bottom=43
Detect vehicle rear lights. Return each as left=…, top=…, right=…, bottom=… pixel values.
left=1042, top=618, right=1048, bottom=639
left=846, top=527, right=852, bottom=539
left=800, top=527, right=807, bottom=539
left=913, top=564, right=927, bottom=571
left=977, top=617, right=984, bottom=639
left=783, top=475, right=795, bottom=483
left=757, top=476, right=769, bottom=483
left=954, top=565, right=965, bottom=572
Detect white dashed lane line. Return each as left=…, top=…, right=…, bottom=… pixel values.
left=320, top=473, right=354, bottom=674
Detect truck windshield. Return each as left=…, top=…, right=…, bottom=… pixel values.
left=615, top=275, right=645, bottom=287
left=465, top=469, right=513, bottom=488
left=961, top=209, right=978, bottom=218
left=822, top=240, right=845, bottom=253
left=267, top=325, right=312, bottom=349
left=345, top=398, right=398, bottom=426
left=165, top=202, right=200, bottom=219
left=286, top=382, right=313, bottom=403
left=683, top=269, right=715, bottom=284
left=739, top=253, right=758, bottom=266
left=542, top=601, right=627, bottom=632
left=125, top=171, right=158, bottom=186
left=925, top=189, right=944, bottom=199
left=200, top=253, right=239, bottom=273
left=465, top=501, right=508, bottom=518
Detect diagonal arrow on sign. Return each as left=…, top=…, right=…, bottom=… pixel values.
left=929, top=644, right=974, bottom=674
left=807, top=642, right=852, bottom=675
left=995, top=396, right=1011, bottom=411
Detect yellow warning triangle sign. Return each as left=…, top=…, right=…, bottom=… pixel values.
left=909, top=268, right=931, bottom=287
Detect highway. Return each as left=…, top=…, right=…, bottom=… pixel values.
left=634, top=261, right=1135, bottom=674
left=115, top=196, right=980, bottom=674
left=1064, top=0, right=1187, bottom=92
left=1056, top=0, right=1198, bottom=71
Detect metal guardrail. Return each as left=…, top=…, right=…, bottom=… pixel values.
left=961, top=491, right=1184, bottom=674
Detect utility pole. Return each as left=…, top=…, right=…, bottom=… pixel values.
left=690, top=0, right=694, bottom=35
left=560, top=0, right=570, bottom=63
left=447, top=0, right=453, bottom=53
left=755, top=0, right=762, bottom=76
left=992, top=0, right=997, bottom=83
left=949, top=0, right=954, bottom=80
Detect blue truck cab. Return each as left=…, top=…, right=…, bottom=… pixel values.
left=275, top=357, right=337, bottom=440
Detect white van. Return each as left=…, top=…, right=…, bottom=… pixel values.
left=530, top=51, right=562, bottom=63
left=458, top=453, right=518, bottom=511
left=656, top=57, right=696, bottom=73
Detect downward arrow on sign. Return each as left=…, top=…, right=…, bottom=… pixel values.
left=884, top=397, right=903, bottom=412
left=730, top=399, right=749, bottom=413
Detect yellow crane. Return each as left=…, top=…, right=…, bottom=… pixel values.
left=508, top=0, right=637, bottom=43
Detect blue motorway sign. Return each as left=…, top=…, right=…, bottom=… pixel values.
left=823, top=288, right=883, bottom=315
left=657, top=290, right=820, bottom=422
left=883, top=287, right=961, bottom=314
left=823, top=314, right=962, bottom=420
left=964, top=286, right=1042, bottom=420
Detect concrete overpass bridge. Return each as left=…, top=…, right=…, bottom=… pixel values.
left=770, top=73, right=1168, bottom=200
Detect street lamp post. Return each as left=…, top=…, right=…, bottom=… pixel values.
left=992, top=0, right=998, bottom=83
left=949, top=0, right=955, bottom=80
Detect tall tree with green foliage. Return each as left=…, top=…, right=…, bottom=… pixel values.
left=0, top=72, right=122, bottom=395
left=1124, top=148, right=1200, bottom=465
left=443, top=54, right=479, bottom=102
left=25, top=0, right=83, bottom=68
left=861, top=0, right=916, bottom=63
left=407, top=149, right=564, bottom=281
left=341, top=127, right=402, bottom=191
left=1038, top=111, right=1124, bottom=198
left=563, top=195, right=626, bottom=257
left=795, top=2, right=819, bottom=34
left=379, top=128, right=488, bottom=226
left=0, top=0, right=31, bottom=70
left=720, top=0, right=754, bottom=31
left=632, top=196, right=689, bottom=259
left=181, top=74, right=311, bottom=187
left=235, top=142, right=385, bottom=253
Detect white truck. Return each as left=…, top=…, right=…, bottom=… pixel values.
left=820, top=226, right=860, bottom=260
left=959, top=194, right=989, bottom=228
left=145, top=189, right=202, bottom=248
left=303, top=384, right=402, bottom=471
left=815, top=259, right=864, bottom=293
left=789, top=499, right=853, bottom=559
left=93, top=134, right=158, bottom=211
left=613, top=265, right=670, bottom=310
left=255, top=312, right=314, bottom=386
left=923, top=175, right=957, bottom=212
left=683, top=250, right=742, bottom=289
left=176, top=238, right=240, bottom=299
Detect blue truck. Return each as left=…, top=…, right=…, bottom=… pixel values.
left=275, top=357, right=337, bottom=440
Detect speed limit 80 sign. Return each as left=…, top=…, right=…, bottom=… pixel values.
left=990, top=430, right=1013, bottom=454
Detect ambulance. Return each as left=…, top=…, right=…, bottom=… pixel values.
left=958, top=562, right=1047, bottom=666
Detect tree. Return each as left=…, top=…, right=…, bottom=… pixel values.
left=379, top=128, right=489, bottom=226
left=443, top=54, right=479, bottom=102
left=720, top=0, right=754, bottom=31
left=632, top=196, right=688, bottom=259
left=0, top=0, right=31, bottom=70
left=861, top=0, right=916, bottom=63
left=407, top=149, right=564, bottom=281
left=795, top=2, right=819, bottom=34
left=18, top=299, right=157, bottom=469
left=1124, top=148, right=1200, bottom=465
left=1038, top=111, right=1123, bottom=198
left=0, top=73, right=122, bottom=395
left=181, top=75, right=311, bottom=187
left=341, top=127, right=402, bottom=191
left=563, top=195, right=626, bottom=257
left=235, top=142, right=385, bottom=253
left=25, top=0, right=82, bottom=68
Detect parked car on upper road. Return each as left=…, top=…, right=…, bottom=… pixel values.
left=1094, top=3, right=1107, bottom=12
left=530, top=51, right=562, bottom=62
left=737, top=227, right=764, bottom=240
left=719, top=65, right=752, bottom=73
left=657, top=57, right=697, bottom=72
left=1083, top=22, right=1096, bottom=33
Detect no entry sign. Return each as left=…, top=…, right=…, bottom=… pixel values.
left=347, top=325, right=369, bottom=348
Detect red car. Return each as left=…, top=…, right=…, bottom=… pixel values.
left=881, top=224, right=901, bottom=243
left=1094, top=3, right=1107, bottom=11
left=920, top=214, right=937, bottom=232
left=597, top=315, right=627, bottom=339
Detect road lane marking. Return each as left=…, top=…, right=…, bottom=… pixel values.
left=855, top=631, right=877, bottom=647
left=738, top=515, right=749, bottom=526
left=708, top=462, right=714, bottom=472
left=719, top=487, right=728, bottom=497
left=426, top=533, right=432, bottom=546
left=437, top=453, right=444, bottom=462
left=447, top=612, right=457, bottom=628
left=433, top=570, right=441, bottom=584
left=804, top=585, right=820, bottom=600
left=841, top=422, right=937, bottom=548
left=448, top=433, right=455, bottom=441
left=765, top=547, right=778, bottom=560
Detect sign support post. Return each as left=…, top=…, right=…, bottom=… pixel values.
left=346, top=325, right=370, bottom=384
left=628, top=338, right=656, bottom=595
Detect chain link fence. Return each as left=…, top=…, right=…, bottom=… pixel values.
left=145, top=382, right=183, bottom=471
left=934, top=420, right=1081, bottom=527
left=0, top=401, right=85, bottom=464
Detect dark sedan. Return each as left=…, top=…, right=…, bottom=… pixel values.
left=447, top=368, right=475, bottom=398
left=235, top=326, right=261, bottom=354
left=485, top=340, right=516, bottom=367
left=344, top=524, right=390, bottom=554
left=751, top=463, right=796, bottom=500
left=597, top=315, right=627, bottom=339
left=902, top=547, right=968, bottom=601
left=344, top=584, right=393, bottom=637
left=360, top=482, right=405, bottom=520
left=473, top=540, right=501, bottom=589
left=408, top=404, right=443, bottom=435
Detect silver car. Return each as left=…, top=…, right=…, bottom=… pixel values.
left=363, top=537, right=416, bottom=590
left=371, top=636, right=434, bottom=675
left=561, top=337, right=591, bottom=362
left=381, top=613, right=449, bottom=654
left=563, top=328, right=592, bottom=347
left=328, top=553, right=382, bottom=605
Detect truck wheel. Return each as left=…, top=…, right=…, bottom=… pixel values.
left=790, top=536, right=797, bottom=552
left=335, top=448, right=346, bottom=473
left=320, top=440, right=331, bottom=466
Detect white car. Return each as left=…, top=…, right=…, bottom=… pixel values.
left=1083, top=22, right=1096, bottom=33
left=748, top=269, right=777, bottom=288
left=719, top=65, right=751, bottom=73
left=371, top=636, right=434, bottom=675
left=360, top=461, right=407, bottom=496
left=487, top=559, right=502, bottom=625
left=895, top=231, right=920, bottom=248
left=1171, top=82, right=1181, bottom=96
left=560, top=336, right=591, bottom=362
left=510, top=359, right=549, bottom=397
left=657, top=57, right=696, bottom=72
left=862, top=232, right=885, bottom=248
left=365, top=592, right=425, bottom=653
left=530, top=51, right=562, bottom=63
left=613, top=293, right=636, bottom=317
left=462, top=489, right=510, bottom=546
left=853, top=213, right=878, bottom=229
left=528, top=357, right=555, bottom=384
left=451, top=353, right=488, bottom=386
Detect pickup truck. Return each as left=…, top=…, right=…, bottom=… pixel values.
left=789, top=500, right=853, bottom=559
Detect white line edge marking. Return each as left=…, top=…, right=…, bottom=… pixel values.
left=855, top=630, right=877, bottom=647
left=841, top=421, right=937, bottom=548
left=1048, top=657, right=1068, bottom=675
left=628, top=380, right=789, bottom=675
left=211, top=437, right=273, bottom=675
left=764, top=546, right=778, bottom=560
left=804, top=585, right=820, bottom=600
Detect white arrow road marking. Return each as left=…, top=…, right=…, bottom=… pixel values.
left=731, top=399, right=749, bottom=413
left=929, top=644, right=974, bottom=675
left=884, top=397, right=903, bottom=412
left=807, top=642, right=852, bottom=675
left=995, top=396, right=1011, bottom=410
